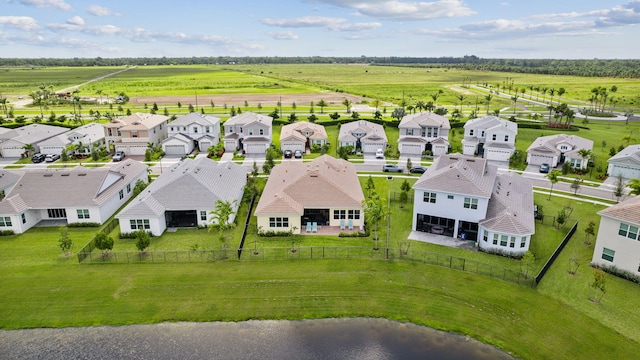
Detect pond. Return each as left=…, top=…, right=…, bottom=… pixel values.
left=0, top=318, right=513, bottom=359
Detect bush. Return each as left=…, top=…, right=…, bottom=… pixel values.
left=0, top=230, right=15, bottom=236
left=338, top=230, right=370, bottom=237
left=257, top=229, right=294, bottom=237
left=593, top=264, right=640, bottom=284
left=120, top=231, right=154, bottom=239
left=67, top=222, right=101, bottom=228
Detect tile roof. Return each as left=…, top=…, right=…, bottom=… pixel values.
left=223, top=112, right=272, bottom=127
left=608, top=144, right=640, bottom=165
left=464, top=116, right=517, bottom=134
left=0, top=159, right=147, bottom=213
left=2, top=124, right=69, bottom=145
left=39, top=122, right=105, bottom=147
left=526, top=134, right=593, bottom=157
left=399, top=112, right=451, bottom=129
left=413, top=154, right=497, bottom=198
left=117, top=158, right=246, bottom=218
left=480, top=172, right=535, bottom=235
left=116, top=113, right=170, bottom=131
left=169, top=113, right=220, bottom=127
left=255, top=155, right=364, bottom=216
left=280, top=121, right=327, bottom=142
left=338, top=120, right=388, bottom=143
left=0, top=170, right=20, bottom=190
left=598, top=195, right=640, bottom=224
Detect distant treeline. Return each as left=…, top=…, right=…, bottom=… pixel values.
left=1, top=56, right=639, bottom=78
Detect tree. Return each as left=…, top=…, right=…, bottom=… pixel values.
left=590, top=268, right=607, bottom=302
left=262, top=148, right=276, bottom=174
left=350, top=111, right=359, bottom=120
left=209, top=199, right=237, bottom=249
left=58, top=228, right=73, bottom=256
left=22, top=143, right=35, bottom=157
left=430, top=90, right=443, bottom=107
left=188, top=104, right=195, bottom=113
left=614, top=174, right=625, bottom=202
left=329, top=112, right=341, bottom=121
left=288, top=113, right=297, bottom=123
left=391, top=107, right=406, bottom=121
left=568, top=252, right=581, bottom=275
left=132, top=179, right=148, bottom=197
left=317, top=99, right=327, bottom=113
left=342, top=98, right=352, bottom=113
left=628, top=178, right=640, bottom=196
left=556, top=207, right=567, bottom=229
left=521, top=251, right=535, bottom=279
left=94, top=232, right=114, bottom=255
left=251, top=161, right=259, bottom=177
left=399, top=191, right=408, bottom=208
left=337, top=145, right=353, bottom=160
left=365, top=175, right=376, bottom=197
left=547, top=170, right=560, bottom=200
left=406, top=158, right=412, bottom=172
left=570, top=178, right=581, bottom=195
left=511, top=95, right=518, bottom=114
left=456, top=95, right=465, bottom=111
left=484, top=94, right=493, bottom=114
left=584, top=220, right=596, bottom=245
left=362, top=192, right=388, bottom=249
left=135, top=229, right=151, bottom=252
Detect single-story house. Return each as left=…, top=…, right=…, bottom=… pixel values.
left=116, top=157, right=246, bottom=236
left=338, top=120, right=388, bottom=153
left=607, top=145, right=640, bottom=180
left=526, top=134, right=593, bottom=169
left=280, top=121, right=328, bottom=153
left=0, top=124, right=69, bottom=158
left=38, top=122, right=106, bottom=156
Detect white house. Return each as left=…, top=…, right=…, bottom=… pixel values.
left=104, top=113, right=170, bottom=155
left=607, top=145, right=640, bottom=180
left=254, top=155, right=364, bottom=234
left=162, top=113, right=221, bottom=155
left=38, top=122, right=106, bottom=157
left=526, top=134, right=593, bottom=170
left=592, top=196, right=640, bottom=275
left=0, top=170, right=21, bottom=200
left=0, top=124, right=69, bottom=158
left=280, top=121, right=327, bottom=153
left=462, top=116, right=518, bottom=162
left=0, top=159, right=148, bottom=234
left=398, top=112, right=450, bottom=156
left=412, top=154, right=535, bottom=255
left=223, top=112, right=272, bottom=154
left=116, top=158, right=246, bottom=236
left=338, top=120, right=388, bottom=153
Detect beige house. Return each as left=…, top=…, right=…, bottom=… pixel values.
left=254, top=155, right=364, bottom=234
left=338, top=120, right=388, bottom=153
left=526, top=134, right=593, bottom=170
left=398, top=112, right=450, bottom=156
left=280, top=121, right=327, bottom=153
left=223, top=112, right=272, bottom=154
left=104, top=113, right=170, bottom=155
left=592, top=196, right=640, bottom=275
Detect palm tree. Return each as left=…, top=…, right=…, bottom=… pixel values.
left=511, top=95, right=518, bottom=114
left=628, top=178, right=640, bottom=196
left=541, top=87, right=548, bottom=102
left=317, top=99, right=327, bottom=114
left=484, top=94, right=493, bottom=114
left=430, top=90, right=443, bottom=107
left=0, top=96, right=8, bottom=117
left=548, top=88, right=556, bottom=106
left=577, top=149, right=592, bottom=169
left=370, top=99, right=381, bottom=112
left=425, top=101, right=434, bottom=113
left=547, top=170, right=560, bottom=200
left=414, top=100, right=425, bottom=113
left=209, top=199, right=237, bottom=250
left=456, top=95, right=465, bottom=112
left=342, top=98, right=352, bottom=114
left=22, top=143, right=35, bottom=157
left=96, top=89, right=103, bottom=104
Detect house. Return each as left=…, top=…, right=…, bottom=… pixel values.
left=104, top=113, right=170, bottom=155
left=398, top=112, right=450, bottom=156
left=117, top=158, right=246, bottom=236
left=591, top=196, right=640, bottom=275
left=223, top=112, right=272, bottom=154
left=607, top=145, right=640, bottom=180
left=338, top=120, right=388, bottom=153
left=161, top=113, right=221, bottom=156
left=0, top=159, right=148, bottom=234
left=412, top=154, right=535, bottom=255
left=254, top=155, right=364, bottom=234
left=38, top=122, right=106, bottom=157
left=0, top=124, right=69, bottom=158
left=280, top=121, right=327, bottom=153
left=462, top=116, right=518, bottom=162
left=0, top=170, right=21, bottom=200
left=526, top=134, right=593, bottom=169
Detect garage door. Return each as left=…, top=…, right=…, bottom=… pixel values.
left=610, top=165, right=640, bottom=179
left=486, top=149, right=512, bottom=161
left=164, top=144, right=186, bottom=155
left=281, top=142, right=304, bottom=152
left=362, top=143, right=381, bottom=153
left=400, top=143, right=422, bottom=155
left=199, top=141, right=212, bottom=152
left=528, top=154, right=554, bottom=166
left=245, top=143, right=266, bottom=154
left=1, top=147, right=24, bottom=158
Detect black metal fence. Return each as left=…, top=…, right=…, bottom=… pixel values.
left=237, top=194, right=256, bottom=259
left=535, top=220, right=578, bottom=285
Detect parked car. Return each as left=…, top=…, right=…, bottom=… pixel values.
left=45, top=153, right=60, bottom=162
left=375, top=149, right=384, bottom=159
left=284, top=150, right=293, bottom=158
left=409, top=166, right=427, bottom=174
left=539, top=163, right=550, bottom=173
left=112, top=151, right=126, bottom=162
left=294, top=149, right=303, bottom=159
left=382, top=164, right=403, bottom=173
left=31, top=153, right=46, bottom=163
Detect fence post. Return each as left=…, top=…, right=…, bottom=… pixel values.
left=462, top=258, right=465, bottom=271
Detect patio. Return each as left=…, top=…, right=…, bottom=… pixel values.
left=302, top=224, right=363, bottom=236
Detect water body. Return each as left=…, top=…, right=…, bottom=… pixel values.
left=0, top=318, right=513, bottom=360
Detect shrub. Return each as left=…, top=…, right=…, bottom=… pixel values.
left=257, top=229, right=294, bottom=237
left=593, top=264, right=640, bottom=284
left=338, top=230, right=370, bottom=237
left=0, top=230, right=15, bottom=236
left=67, top=222, right=101, bottom=227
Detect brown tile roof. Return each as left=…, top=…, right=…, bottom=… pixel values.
left=413, top=154, right=496, bottom=198
left=255, top=155, right=364, bottom=216
left=280, top=121, right=327, bottom=142
left=480, top=172, right=535, bottom=235
left=599, top=195, right=640, bottom=224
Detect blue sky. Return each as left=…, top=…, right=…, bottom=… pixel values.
left=1, top=0, right=639, bottom=59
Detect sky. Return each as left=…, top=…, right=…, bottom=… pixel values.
left=1, top=0, right=639, bottom=59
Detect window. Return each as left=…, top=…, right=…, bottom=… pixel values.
left=206, top=126, right=210, bottom=133
left=602, top=248, right=615, bottom=262
left=423, top=192, right=436, bottom=203
left=269, top=217, right=289, bottom=228
left=240, top=127, right=243, bottom=133
left=348, top=210, right=360, bottom=219
left=469, top=129, right=474, bottom=136
left=492, top=134, right=497, bottom=141
left=500, top=235, right=508, bottom=247
left=619, top=223, right=629, bottom=237
left=193, top=127, right=198, bottom=133
left=560, top=145, right=568, bottom=150
left=421, top=128, right=426, bottom=137
left=510, top=236, right=516, bottom=248
left=334, top=210, right=346, bottom=219
left=76, top=209, right=90, bottom=219
left=0, top=216, right=11, bottom=227
left=406, top=129, right=414, bottom=136
left=447, top=195, right=454, bottom=199
left=248, top=129, right=253, bottom=136
left=117, top=130, right=121, bottom=137
left=228, top=127, right=233, bottom=133
left=108, top=128, right=113, bottom=136
left=481, top=131, right=485, bottom=137
left=131, top=131, right=138, bottom=138
left=200, top=211, right=207, bottom=221
left=119, top=190, right=124, bottom=200
left=127, top=184, right=131, bottom=193
left=21, top=213, right=26, bottom=224
left=259, top=129, right=264, bottom=135
left=130, top=219, right=150, bottom=230
left=629, top=225, right=639, bottom=240
left=493, top=234, right=498, bottom=245
left=619, top=223, right=639, bottom=240
left=504, top=135, right=509, bottom=142
left=520, top=237, right=526, bottom=248
left=464, top=197, right=478, bottom=209
left=483, top=230, right=488, bottom=242
left=433, top=128, right=438, bottom=137
left=170, top=127, right=174, bottom=131
left=47, top=209, right=66, bottom=218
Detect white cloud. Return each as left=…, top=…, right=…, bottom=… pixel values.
left=46, top=20, right=121, bottom=35
left=66, top=16, right=84, bottom=26
left=314, top=0, right=475, bottom=20
left=87, top=4, right=120, bottom=16
left=262, top=16, right=380, bottom=32
left=0, top=16, right=39, bottom=31
left=267, top=31, right=299, bottom=40
left=16, top=0, right=71, bottom=10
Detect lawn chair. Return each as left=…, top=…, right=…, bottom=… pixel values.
left=348, top=219, right=353, bottom=230
left=306, top=222, right=312, bottom=233
left=312, top=222, right=318, bottom=233
left=340, top=219, right=345, bottom=230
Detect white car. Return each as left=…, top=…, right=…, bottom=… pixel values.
left=375, top=149, right=384, bottom=159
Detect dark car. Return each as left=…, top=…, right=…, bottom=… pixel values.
left=31, top=153, right=46, bottom=163
left=284, top=150, right=293, bottom=158
left=382, top=164, right=403, bottom=173
left=409, top=166, right=427, bottom=174
left=539, top=163, right=550, bottom=173
left=45, top=153, right=60, bottom=162
left=112, top=151, right=126, bottom=162
left=294, top=150, right=303, bottom=159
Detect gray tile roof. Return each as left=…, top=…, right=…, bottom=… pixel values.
left=598, top=195, right=640, bottom=224
left=223, top=112, right=272, bottom=127
left=3, top=124, right=69, bottom=145
left=0, top=159, right=147, bottom=213
left=169, top=113, right=220, bottom=127
left=399, top=112, right=451, bottom=129
left=0, top=170, right=20, bottom=190
left=413, top=154, right=497, bottom=198
left=39, top=122, right=105, bottom=147
left=464, top=116, right=517, bottom=134
left=608, top=144, right=640, bottom=165
left=480, top=172, right=535, bottom=235
left=526, top=134, right=593, bottom=157
left=117, top=158, right=246, bottom=218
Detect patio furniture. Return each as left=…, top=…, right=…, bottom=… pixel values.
left=312, top=222, right=318, bottom=233
left=306, top=222, right=312, bottom=233
left=348, top=219, right=353, bottom=230
left=340, top=219, right=345, bottom=230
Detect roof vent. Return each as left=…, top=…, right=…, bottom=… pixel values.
left=61, top=173, right=70, bottom=177
left=78, top=173, right=87, bottom=176
left=44, top=174, right=53, bottom=177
